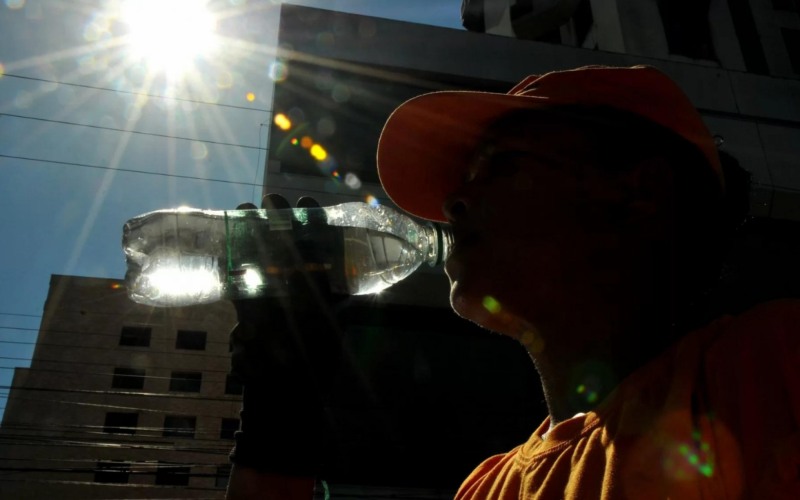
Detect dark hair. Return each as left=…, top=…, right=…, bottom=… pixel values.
left=494, top=106, right=753, bottom=331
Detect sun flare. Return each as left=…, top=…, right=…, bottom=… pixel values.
left=121, top=0, right=217, bottom=76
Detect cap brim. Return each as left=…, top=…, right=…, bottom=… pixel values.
left=377, top=91, right=552, bottom=222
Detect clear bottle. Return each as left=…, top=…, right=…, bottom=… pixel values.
left=123, top=202, right=453, bottom=307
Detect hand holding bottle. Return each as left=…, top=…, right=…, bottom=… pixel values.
left=228, top=194, right=348, bottom=479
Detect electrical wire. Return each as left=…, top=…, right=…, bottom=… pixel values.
left=0, top=438, right=230, bottom=456
left=0, top=434, right=232, bottom=454
left=0, top=365, right=233, bottom=384
left=0, top=325, right=231, bottom=345
left=1, top=395, right=240, bottom=419
left=0, top=456, right=226, bottom=467
left=0, top=356, right=235, bottom=374
left=0, top=385, right=242, bottom=403
left=0, top=113, right=267, bottom=151
left=1, top=421, right=235, bottom=438
left=0, top=425, right=236, bottom=445
left=0, top=432, right=231, bottom=450
left=0, top=153, right=380, bottom=201
left=0, top=309, right=232, bottom=319
left=2, top=72, right=271, bottom=113
left=0, top=339, right=233, bottom=359
left=0, top=476, right=229, bottom=491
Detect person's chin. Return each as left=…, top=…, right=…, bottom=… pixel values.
left=449, top=276, right=490, bottom=325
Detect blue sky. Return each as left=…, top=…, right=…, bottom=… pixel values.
left=0, top=0, right=464, bottom=419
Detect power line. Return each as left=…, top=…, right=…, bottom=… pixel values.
left=0, top=356, right=235, bottom=374
left=0, top=385, right=242, bottom=403
left=1, top=421, right=234, bottom=437
left=1, top=113, right=266, bottom=150
left=0, top=153, right=261, bottom=188
left=0, top=365, right=233, bottom=384
left=0, top=466, right=229, bottom=477
left=0, top=312, right=42, bottom=318
left=0, top=154, right=378, bottom=201
left=0, top=424, right=236, bottom=445
left=2, top=72, right=272, bottom=113
left=0, top=431, right=231, bottom=451
left=0, top=432, right=231, bottom=450
left=0, top=456, right=226, bottom=467
left=0, top=339, right=233, bottom=359
left=0, top=443, right=230, bottom=460
left=0, top=309, right=235, bottom=320
left=0, top=325, right=231, bottom=345
left=2, top=395, right=239, bottom=420
left=0, top=432, right=232, bottom=451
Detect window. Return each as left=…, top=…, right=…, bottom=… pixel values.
left=163, top=416, right=196, bottom=439
left=225, top=374, right=243, bottom=396
left=103, top=412, right=138, bottom=435
left=220, top=418, right=239, bottom=440
left=155, top=462, right=191, bottom=486
left=216, top=464, right=232, bottom=489
left=573, top=0, right=595, bottom=48
left=783, top=28, right=800, bottom=74
left=111, top=367, right=145, bottom=390
left=169, top=371, right=202, bottom=393
left=772, top=0, right=796, bottom=11
left=175, top=330, right=206, bottom=350
left=119, top=326, right=151, bottom=347
left=657, top=0, right=717, bottom=61
left=94, top=461, right=130, bottom=484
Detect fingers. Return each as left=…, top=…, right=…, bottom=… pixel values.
left=296, top=196, right=320, bottom=209
left=262, top=193, right=291, bottom=210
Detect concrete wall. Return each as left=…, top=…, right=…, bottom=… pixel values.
left=0, top=274, right=238, bottom=499
left=748, top=0, right=800, bottom=78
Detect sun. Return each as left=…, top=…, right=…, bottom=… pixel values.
left=121, top=0, right=217, bottom=76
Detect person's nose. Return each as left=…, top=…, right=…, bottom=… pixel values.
left=442, top=189, right=472, bottom=224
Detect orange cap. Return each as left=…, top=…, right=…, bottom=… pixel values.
left=377, top=65, right=723, bottom=223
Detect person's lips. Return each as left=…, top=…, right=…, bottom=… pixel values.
left=447, top=233, right=480, bottom=268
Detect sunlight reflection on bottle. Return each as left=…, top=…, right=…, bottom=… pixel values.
left=135, top=257, right=222, bottom=306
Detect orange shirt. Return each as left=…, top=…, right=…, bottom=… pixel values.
left=454, top=299, right=800, bottom=500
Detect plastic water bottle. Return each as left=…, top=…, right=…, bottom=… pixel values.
left=123, top=202, right=453, bottom=307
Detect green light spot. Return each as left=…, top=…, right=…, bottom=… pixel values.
left=678, top=445, right=689, bottom=455
left=577, top=384, right=586, bottom=394
left=701, top=442, right=710, bottom=452
left=699, top=464, right=714, bottom=477
left=587, top=392, right=598, bottom=403
left=688, top=454, right=699, bottom=465
left=482, top=296, right=502, bottom=314
left=692, top=430, right=701, bottom=441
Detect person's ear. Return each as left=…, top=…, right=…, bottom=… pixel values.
left=618, top=157, right=674, bottom=225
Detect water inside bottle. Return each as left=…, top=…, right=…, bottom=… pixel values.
left=124, top=209, right=426, bottom=305
left=341, top=227, right=422, bottom=295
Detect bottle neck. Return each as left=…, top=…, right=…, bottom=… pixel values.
left=423, top=223, right=453, bottom=267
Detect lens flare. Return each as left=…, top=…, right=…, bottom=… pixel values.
left=310, top=144, right=328, bottom=161
left=268, top=61, right=289, bottom=82
left=366, top=195, right=380, bottom=208
left=344, top=173, right=362, bottom=189
left=300, top=136, right=313, bottom=149
left=482, top=296, right=502, bottom=314
left=246, top=92, right=256, bottom=102
left=291, top=138, right=299, bottom=146
left=274, top=113, right=292, bottom=131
